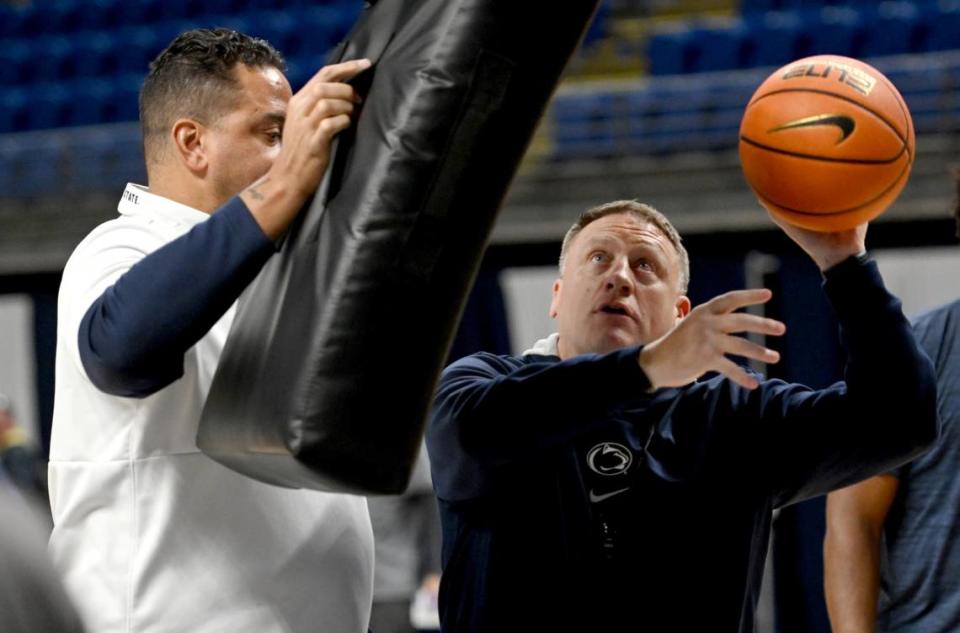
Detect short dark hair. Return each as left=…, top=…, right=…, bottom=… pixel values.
left=139, top=28, right=286, bottom=163
left=559, top=200, right=690, bottom=294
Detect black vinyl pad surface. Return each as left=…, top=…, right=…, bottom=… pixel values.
left=197, top=0, right=600, bottom=494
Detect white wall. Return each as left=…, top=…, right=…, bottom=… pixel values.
left=874, top=246, right=960, bottom=318
left=499, top=266, right=558, bottom=354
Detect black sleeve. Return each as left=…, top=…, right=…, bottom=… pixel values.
left=623, top=257, right=937, bottom=507
left=754, top=256, right=938, bottom=506
left=78, top=197, right=276, bottom=398
left=427, top=345, right=650, bottom=501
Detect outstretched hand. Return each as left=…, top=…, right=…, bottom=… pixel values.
left=639, top=289, right=786, bottom=390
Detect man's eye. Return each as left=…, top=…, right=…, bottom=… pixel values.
left=267, top=131, right=282, bottom=143
left=635, top=259, right=654, bottom=271
left=590, top=253, right=607, bottom=263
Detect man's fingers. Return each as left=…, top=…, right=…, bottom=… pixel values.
left=310, top=82, right=361, bottom=103
left=706, top=288, right=773, bottom=315
left=306, top=97, right=355, bottom=121
left=715, top=357, right=760, bottom=390
left=312, top=113, right=352, bottom=143
left=721, top=335, right=781, bottom=365
left=720, top=313, right=786, bottom=337
left=311, top=58, right=372, bottom=84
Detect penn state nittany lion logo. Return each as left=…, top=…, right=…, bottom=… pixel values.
left=586, top=442, right=633, bottom=477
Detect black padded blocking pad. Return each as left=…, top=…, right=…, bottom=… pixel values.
left=197, top=0, right=600, bottom=494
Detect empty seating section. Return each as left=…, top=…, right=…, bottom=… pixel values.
left=0, top=123, right=147, bottom=197
left=0, top=0, right=362, bottom=133
left=2, top=0, right=959, bottom=188
left=551, top=0, right=960, bottom=160
left=552, top=52, right=960, bottom=159
left=649, top=1, right=957, bottom=76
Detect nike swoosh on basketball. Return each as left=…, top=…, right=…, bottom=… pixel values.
left=589, top=487, right=630, bottom=503
left=768, top=113, right=856, bottom=143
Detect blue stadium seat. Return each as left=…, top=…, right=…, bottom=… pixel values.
left=65, top=128, right=143, bottom=191
left=63, top=79, right=114, bottom=127
left=12, top=2, right=51, bottom=37
left=104, top=75, right=144, bottom=124
left=647, top=29, right=696, bottom=75
left=114, top=0, right=166, bottom=27
left=28, top=85, right=74, bottom=131
left=114, top=27, right=166, bottom=75
left=195, top=0, right=249, bottom=18
left=285, top=6, right=355, bottom=59
left=56, top=0, right=116, bottom=34
left=740, top=0, right=791, bottom=12
left=0, top=88, right=30, bottom=134
left=284, top=57, right=318, bottom=92
left=923, top=4, right=960, bottom=52
left=583, top=0, right=612, bottom=48
left=645, top=86, right=710, bottom=152
left=73, top=34, right=118, bottom=79
left=804, top=6, right=864, bottom=58
left=0, top=138, right=14, bottom=193
left=552, top=92, right=619, bottom=158
left=747, top=12, right=804, bottom=67
left=76, top=0, right=125, bottom=31
left=156, top=0, right=201, bottom=21
left=0, top=40, right=31, bottom=86
left=33, top=37, right=77, bottom=84
left=625, top=89, right=666, bottom=153
left=861, top=2, right=922, bottom=58
left=691, top=22, right=750, bottom=72
left=91, top=126, right=147, bottom=186
left=0, top=4, right=15, bottom=37
left=249, top=11, right=300, bottom=55
left=7, top=134, right=63, bottom=197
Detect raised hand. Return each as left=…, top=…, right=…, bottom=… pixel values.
left=769, top=212, right=867, bottom=272
left=639, top=288, right=786, bottom=390
left=270, top=59, right=372, bottom=201
left=241, top=58, right=371, bottom=239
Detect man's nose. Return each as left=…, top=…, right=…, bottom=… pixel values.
left=605, top=257, right=633, bottom=295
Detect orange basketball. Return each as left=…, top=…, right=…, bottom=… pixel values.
left=739, top=54, right=914, bottom=232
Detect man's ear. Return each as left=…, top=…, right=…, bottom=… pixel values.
left=549, top=279, right=562, bottom=319
left=171, top=118, right=207, bottom=176
left=675, top=295, right=691, bottom=320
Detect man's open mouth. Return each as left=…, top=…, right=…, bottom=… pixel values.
left=600, top=305, right=630, bottom=317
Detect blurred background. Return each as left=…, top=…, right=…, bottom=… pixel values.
left=2, top=0, right=959, bottom=631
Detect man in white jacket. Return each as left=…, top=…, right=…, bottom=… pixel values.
left=48, top=28, right=374, bottom=633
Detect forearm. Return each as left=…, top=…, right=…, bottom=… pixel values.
left=824, top=521, right=882, bottom=633
left=238, top=174, right=310, bottom=241
left=762, top=258, right=936, bottom=505
left=824, top=256, right=937, bottom=452
left=79, top=197, right=275, bottom=397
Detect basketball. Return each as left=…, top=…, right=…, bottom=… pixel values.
left=739, top=54, right=914, bottom=232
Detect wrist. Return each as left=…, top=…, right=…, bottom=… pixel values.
left=821, top=250, right=869, bottom=276
left=239, top=173, right=309, bottom=241
left=637, top=345, right=661, bottom=392
left=817, top=247, right=867, bottom=272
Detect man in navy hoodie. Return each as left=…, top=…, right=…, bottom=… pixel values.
left=427, top=200, right=938, bottom=632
